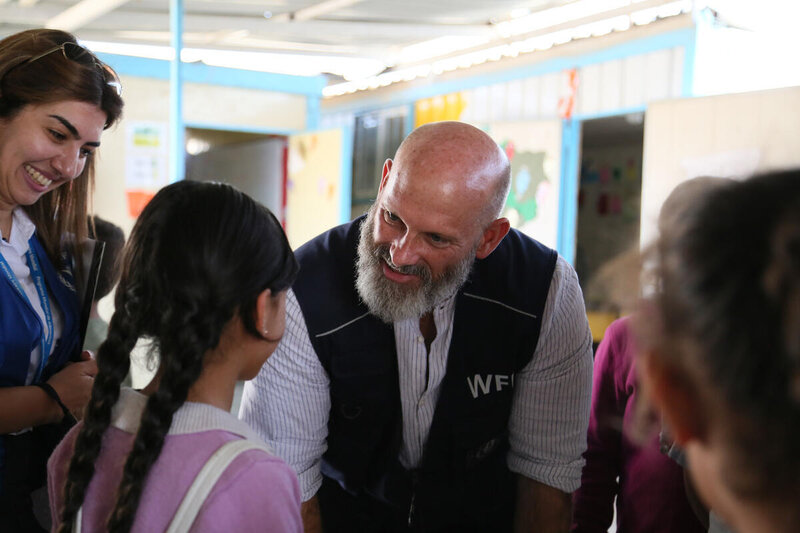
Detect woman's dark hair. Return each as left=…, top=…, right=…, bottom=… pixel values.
left=643, top=169, right=800, bottom=504
left=0, top=29, right=124, bottom=267
left=57, top=181, right=298, bottom=532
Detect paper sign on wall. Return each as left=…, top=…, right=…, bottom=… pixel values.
left=125, top=122, right=168, bottom=217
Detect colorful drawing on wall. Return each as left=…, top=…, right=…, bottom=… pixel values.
left=502, top=142, right=551, bottom=224
left=286, top=129, right=345, bottom=249
left=487, top=121, right=562, bottom=249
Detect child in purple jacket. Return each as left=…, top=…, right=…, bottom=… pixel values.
left=48, top=181, right=301, bottom=532
left=571, top=317, right=706, bottom=533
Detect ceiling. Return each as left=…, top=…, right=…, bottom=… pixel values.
left=0, top=0, right=793, bottom=86
left=0, top=0, right=692, bottom=81
left=0, top=1, right=568, bottom=75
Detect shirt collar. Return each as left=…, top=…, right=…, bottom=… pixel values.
left=110, top=387, right=268, bottom=446
left=0, top=209, right=36, bottom=255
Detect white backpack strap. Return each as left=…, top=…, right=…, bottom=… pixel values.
left=166, top=439, right=270, bottom=533
left=74, top=506, right=83, bottom=533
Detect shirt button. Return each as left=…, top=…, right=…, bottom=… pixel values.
left=417, top=336, right=424, bottom=343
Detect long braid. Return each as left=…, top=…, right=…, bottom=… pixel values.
left=106, top=304, right=227, bottom=532
left=57, top=292, right=140, bottom=533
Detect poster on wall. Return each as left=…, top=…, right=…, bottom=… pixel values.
left=486, top=121, right=563, bottom=249
left=125, top=122, right=168, bottom=218
left=286, top=129, right=347, bottom=248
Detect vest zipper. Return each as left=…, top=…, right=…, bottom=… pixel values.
left=407, top=490, right=416, bottom=527
left=408, top=469, right=421, bottom=528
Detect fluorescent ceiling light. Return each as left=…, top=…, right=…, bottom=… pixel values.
left=81, top=40, right=386, bottom=79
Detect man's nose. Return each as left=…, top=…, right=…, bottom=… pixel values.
left=389, top=234, right=420, bottom=267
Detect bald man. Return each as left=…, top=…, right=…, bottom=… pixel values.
left=240, top=122, right=593, bottom=532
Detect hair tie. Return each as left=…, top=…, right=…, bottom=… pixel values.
left=35, top=382, right=77, bottom=424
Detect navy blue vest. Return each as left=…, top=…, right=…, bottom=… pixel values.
left=292, top=216, right=557, bottom=530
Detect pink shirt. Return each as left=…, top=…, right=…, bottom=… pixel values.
left=48, top=388, right=302, bottom=532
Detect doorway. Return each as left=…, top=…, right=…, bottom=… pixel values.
left=185, top=127, right=287, bottom=221
left=574, top=113, right=644, bottom=340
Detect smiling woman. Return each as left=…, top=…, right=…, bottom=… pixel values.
left=0, top=28, right=123, bottom=530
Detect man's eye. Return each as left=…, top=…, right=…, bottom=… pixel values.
left=429, top=234, right=444, bottom=244
left=384, top=210, right=399, bottom=222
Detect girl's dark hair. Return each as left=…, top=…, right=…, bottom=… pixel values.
left=645, top=169, right=800, bottom=503
left=57, top=181, right=298, bottom=532
left=0, top=29, right=124, bottom=268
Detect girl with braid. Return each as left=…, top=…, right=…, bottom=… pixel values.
left=637, top=169, right=800, bottom=533
left=47, top=180, right=301, bottom=532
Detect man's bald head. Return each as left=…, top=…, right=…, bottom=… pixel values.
left=390, top=121, right=510, bottom=227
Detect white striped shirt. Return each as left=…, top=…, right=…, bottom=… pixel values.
left=239, top=255, right=593, bottom=501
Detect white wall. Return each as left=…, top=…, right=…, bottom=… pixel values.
left=92, top=75, right=307, bottom=238
left=640, top=85, right=800, bottom=245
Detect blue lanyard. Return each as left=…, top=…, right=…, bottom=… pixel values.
left=0, top=239, right=55, bottom=380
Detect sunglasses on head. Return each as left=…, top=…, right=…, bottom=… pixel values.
left=6, top=41, right=122, bottom=96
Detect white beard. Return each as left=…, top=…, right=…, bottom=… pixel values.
left=355, top=205, right=476, bottom=323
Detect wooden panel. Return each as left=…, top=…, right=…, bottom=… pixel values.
left=578, top=62, right=602, bottom=115
left=506, top=79, right=525, bottom=121
left=622, top=53, right=646, bottom=108
left=600, top=58, right=624, bottom=111
left=489, top=83, right=508, bottom=121
left=643, top=49, right=672, bottom=103
left=540, top=71, right=562, bottom=117
left=523, top=76, right=542, bottom=119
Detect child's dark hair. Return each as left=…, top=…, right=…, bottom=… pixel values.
left=58, top=181, right=298, bottom=532
left=645, top=169, right=800, bottom=504
left=88, top=216, right=126, bottom=301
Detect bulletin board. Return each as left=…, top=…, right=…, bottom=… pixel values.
left=641, top=86, right=800, bottom=246
left=286, top=129, right=348, bottom=248
left=486, top=120, right=563, bottom=250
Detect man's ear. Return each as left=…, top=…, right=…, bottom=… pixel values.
left=640, top=351, right=708, bottom=445
left=475, top=217, right=511, bottom=259
left=254, top=288, right=272, bottom=336
left=378, top=159, right=393, bottom=193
